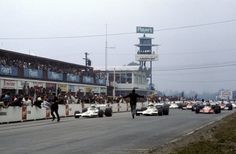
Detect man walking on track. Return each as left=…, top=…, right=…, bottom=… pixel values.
left=49, top=93, right=60, bottom=122
left=123, top=89, right=144, bottom=119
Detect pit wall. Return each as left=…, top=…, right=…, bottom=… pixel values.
left=0, top=101, right=148, bottom=124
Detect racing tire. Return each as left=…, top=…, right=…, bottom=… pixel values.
left=82, top=108, right=88, bottom=113
left=227, top=104, right=233, bottom=110
left=163, top=107, right=169, bottom=115
left=136, top=109, right=142, bottom=116
left=191, top=106, right=196, bottom=111
left=98, top=109, right=104, bottom=117
left=158, top=108, right=163, bottom=116
left=214, top=105, right=221, bottom=114
left=104, top=108, right=112, bottom=117
left=195, top=107, right=200, bottom=114
left=74, top=111, right=81, bottom=118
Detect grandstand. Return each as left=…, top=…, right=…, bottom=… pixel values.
left=0, top=49, right=106, bottom=96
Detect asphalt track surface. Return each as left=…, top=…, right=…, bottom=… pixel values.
left=0, top=109, right=234, bottom=154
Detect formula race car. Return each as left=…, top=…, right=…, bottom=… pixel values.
left=136, top=103, right=169, bottom=116
left=219, top=101, right=233, bottom=110
left=195, top=103, right=221, bottom=114
left=181, top=101, right=199, bottom=110
left=169, top=102, right=179, bottom=109
left=74, top=104, right=112, bottom=118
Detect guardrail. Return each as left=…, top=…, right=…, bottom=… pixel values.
left=0, top=102, right=148, bottom=124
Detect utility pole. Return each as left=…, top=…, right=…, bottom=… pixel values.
left=113, top=68, right=116, bottom=99
left=84, top=52, right=88, bottom=66
left=105, top=24, right=108, bottom=72
left=105, top=24, right=115, bottom=86
left=105, top=24, right=109, bottom=86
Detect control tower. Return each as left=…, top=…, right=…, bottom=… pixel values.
left=135, top=26, right=158, bottom=90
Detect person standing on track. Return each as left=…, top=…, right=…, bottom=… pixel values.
left=49, top=93, right=60, bottom=122
left=123, top=89, right=144, bottom=119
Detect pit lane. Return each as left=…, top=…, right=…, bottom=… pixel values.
left=0, top=109, right=234, bottom=154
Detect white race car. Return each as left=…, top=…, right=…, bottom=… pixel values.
left=232, top=102, right=236, bottom=108
left=169, top=102, right=179, bottom=109
left=74, top=104, right=112, bottom=118
left=136, top=103, right=169, bottom=116
left=182, top=102, right=194, bottom=110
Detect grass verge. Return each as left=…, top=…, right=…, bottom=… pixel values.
left=145, top=112, right=236, bottom=154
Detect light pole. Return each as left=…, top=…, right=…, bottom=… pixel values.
left=113, top=68, right=116, bottom=99
left=105, top=24, right=115, bottom=87
left=105, top=24, right=108, bottom=73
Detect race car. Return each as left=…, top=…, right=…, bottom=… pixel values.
left=182, top=102, right=195, bottom=110
left=136, top=103, right=169, bottom=116
left=232, top=102, right=236, bottom=108
left=195, top=103, right=221, bottom=114
left=169, top=102, right=179, bottom=109
left=74, top=104, right=112, bottom=118
left=219, top=101, right=233, bottom=110
left=191, top=101, right=202, bottom=111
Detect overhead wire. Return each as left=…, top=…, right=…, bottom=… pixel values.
left=0, top=19, right=236, bottom=40
left=155, top=79, right=236, bottom=83
left=153, top=61, right=236, bottom=72
left=155, top=19, right=236, bottom=31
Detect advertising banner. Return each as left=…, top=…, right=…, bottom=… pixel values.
left=136, top=26, right=154, bottom=34
left=92, top=87, right=100, bottom=93
left=100, top=87, right=107, bottom=93
left=58, top=84, right=68, bottom=92
left=85, top=86, right=92, bottom=93
left=22, top=106, right=27, bottom=121
left=68, top=85, right=78, bottom=92
left=0, top=65, right=18, bottom=76
left=48, top=71, right=63, bottom=81
left=135, top=53, right=159, bottom=61
left=96, top=79, right=106, bottom=85
left=78, top=87, right=85, bottom=92
left=46, top=83, right=56, bottom=93
left=18, top=81, right=27, bottom=89
left=3, top=80, right=16, bottom=89
left=65, top=104, right=69, bottom=116
left=82, top=76, right=94, bottom=84
left=29, top=82, right=45, bottom=88
left=67, top=73, right=80, bottom=82
left=24, top=68, right=43, bottom=79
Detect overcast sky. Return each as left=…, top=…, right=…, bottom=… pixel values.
left=0, top=0, right=236, bottom=93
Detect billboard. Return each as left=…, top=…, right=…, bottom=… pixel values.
left=0, top=65, right=18, bottom=76
left=48, top=71, right=63, bottom=81
left=219, top=90, right=232, bottom=100
left=135, top=53, right=158, bottom=61
left=58, top=84, right=68, bottom=92
left=67, top=73, right=80, bottom=82
left=136, top=26, right=154, bottom=34
left=3, top=80, right=16, bottom=89
left=96, top=79, right=106, bottom=85
left=82, top=76, right=94, bottom=84
left=24, top=68, right=43, bottom=79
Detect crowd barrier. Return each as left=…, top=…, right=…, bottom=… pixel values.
left=0, top=101, right=148, bottom=124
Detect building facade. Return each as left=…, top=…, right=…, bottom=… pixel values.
left=218, top=89, right=233, bottom=100
left=105, top=64, right=156, bottom=96
left=0, top=49, right=106, bottom=96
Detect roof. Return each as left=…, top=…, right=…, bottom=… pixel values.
left=0, top=48, right=90, bottom=69
left=94, top=65, right=141, bottom=71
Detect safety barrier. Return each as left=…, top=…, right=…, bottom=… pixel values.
left=0, top=107, right=22, bottom=123
left=0, top=101, right=149, bottom=124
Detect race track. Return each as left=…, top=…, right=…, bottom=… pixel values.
left=0, top=109, right=234, bottom=154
